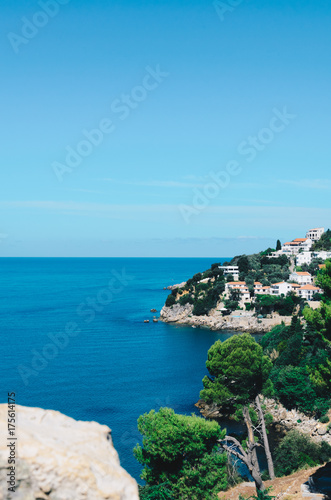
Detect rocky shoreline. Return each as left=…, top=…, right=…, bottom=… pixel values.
left=195, top=398, right=331, bottom=445
left=160, top=303, right=292, bottom=333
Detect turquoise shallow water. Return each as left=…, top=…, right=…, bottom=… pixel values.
left=0, top=257, right=255, bottom=481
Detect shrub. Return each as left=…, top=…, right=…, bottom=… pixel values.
left=179, top=294, right=194, bottom=306
left=274, top=430, right=331, bottom=476
left=319, top=415, right=329, bottom=423
left=165, top=294, right=176, bottom=307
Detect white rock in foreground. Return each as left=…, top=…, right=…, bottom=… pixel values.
left=0, top=405, right=139, bottom=500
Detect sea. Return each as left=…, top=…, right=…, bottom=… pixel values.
left=0, top=257, right=259, bottom=481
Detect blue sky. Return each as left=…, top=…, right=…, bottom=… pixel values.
left=1, top=0, right=330, bottom=257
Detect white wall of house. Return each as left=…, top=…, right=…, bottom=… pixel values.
left=289, top=271, right=312, bottom=285
left=298, top=286, right=322, bottom=301
left=271, top=282, right=293, bottom=296
left=296, top=252, right=312, bottom=266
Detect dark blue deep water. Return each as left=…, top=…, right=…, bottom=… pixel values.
left=0, top=257, right=250, bottom=481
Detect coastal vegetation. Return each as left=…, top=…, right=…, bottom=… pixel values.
left=164, top=245, right=296, bottom=316
left=312, top=229, right=331, bottom=251
left=134, top=408, right=228, bottom=500
left=200, top=333, right=274, bottom=490
left=136, top=256, right=331, bottom=498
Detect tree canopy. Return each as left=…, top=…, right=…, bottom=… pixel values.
left=201, top=333, right=272, bottom=411
left=134, top=408, right=228, bottom=500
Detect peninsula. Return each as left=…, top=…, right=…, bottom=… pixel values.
left=161, top=227, right=330, bottom=332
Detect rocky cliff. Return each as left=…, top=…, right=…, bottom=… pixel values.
left=160, top=303, right=292, bottom=333
left=0, top=405, right=139, bottom=500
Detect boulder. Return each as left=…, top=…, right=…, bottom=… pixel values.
left=0, top=405, right=139, bottom=500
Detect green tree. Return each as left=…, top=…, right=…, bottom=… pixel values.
left=134, top=408, right=228, bottom=500
left=312, top=229, right=331, bottom=251
left=238, top=256, right=250, bottom=276
left=316, top=259, right=331, bottom=298
left=200, top=334, right=275, bottom=490
left=276, top=240, right=281, bottom=251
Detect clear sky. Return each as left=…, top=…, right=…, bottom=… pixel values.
left=1, top=0, right=330, bottom=257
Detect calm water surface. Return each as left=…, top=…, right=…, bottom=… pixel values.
left=0, top=257, right=261, bottom=480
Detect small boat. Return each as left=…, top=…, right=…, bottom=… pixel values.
left=153, top=319, right=158, bottom=323
left=144, top=320, right=150, bottom=323
left=150, top=308, right=157, bottom=313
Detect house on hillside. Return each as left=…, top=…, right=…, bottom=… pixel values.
left=297, top=284, right=322, bottom=301
left=270, top=282, right=294, bottom=296
left=313, top=251, right=331, bottom=260
left=289, top=271, right=312, bottom=285
left=306, top=227, right=325, bottom=241
left=282, top=238, right=313, bottom=255
left=220, top=265, right=239, bottom=281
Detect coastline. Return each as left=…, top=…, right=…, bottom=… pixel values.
left=160, top=303, right=293, bottom=333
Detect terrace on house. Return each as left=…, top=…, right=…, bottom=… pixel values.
left=220, top=265, right=239, bottom=281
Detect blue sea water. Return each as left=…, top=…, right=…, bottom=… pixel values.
left=0, top=257, right=252, bottom=481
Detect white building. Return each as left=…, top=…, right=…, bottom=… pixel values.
left=313, top=251, right=331, bottom=261
left=254, top=282, right=263, bottom=293
left=306, top=228, right=325, bottom=241
left=270, top=282, right=294, bottom=296
left=221, top=265, right=239, bottom=281
left=297, top=284, right=322, bottom=301
left=296, top=252, right=312, bottom=266
left=282, top=238, right=313, bottom=255
left=281, top=241, right=302, bottom=255
left=289, top=271, right=312, bottom=285
left=225, top=282, right=250, bottom=302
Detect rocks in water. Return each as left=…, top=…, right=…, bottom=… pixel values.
left=150, top=309, right=157, bottom=313
left=160, top=304, right=292, bottom=333
left=164, top=282, right=186, bottom=290
left=0, top=405, right=139, bottom=500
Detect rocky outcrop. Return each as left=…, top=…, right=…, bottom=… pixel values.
left=163, top=282, right=186, bottom=290
left=263, top=398, right=331, bottom=445
left=196, top=397, right=331, bottom=445
left=160, top=304, right=292, bottom=333
left=0, top=405, right=139, bottom=500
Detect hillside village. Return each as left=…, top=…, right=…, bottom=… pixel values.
left=162, top=227, right=331, bottom=327
left=222, top=227, right=330, bottom=305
